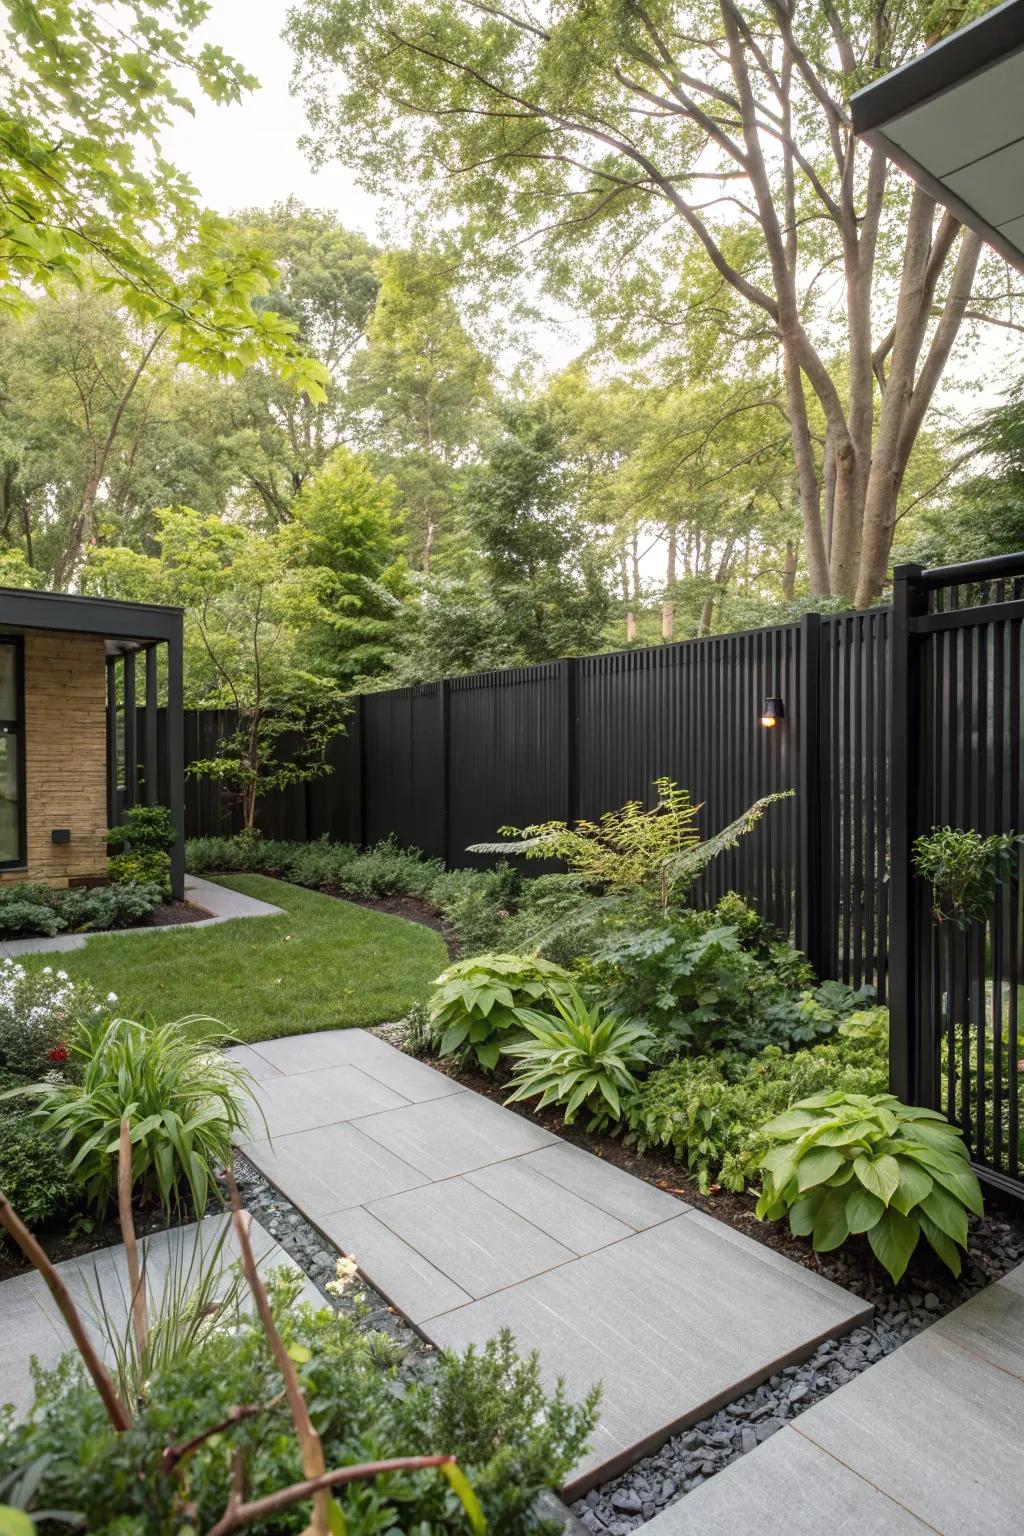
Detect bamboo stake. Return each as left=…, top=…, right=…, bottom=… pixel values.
left=117, top=1117, right=149, bottom=1367
left=0, top=1189, right=131, bottom=1432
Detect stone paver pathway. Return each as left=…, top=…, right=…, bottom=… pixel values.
left=0, top=1214, right=317, bottom=1418
left=233, top=1028, right=871, bottom=1491
left=641, top=1261, right=1024, bottom=1536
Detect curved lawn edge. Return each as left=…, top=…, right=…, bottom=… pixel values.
left=20, top=874, right=446, bottom=1046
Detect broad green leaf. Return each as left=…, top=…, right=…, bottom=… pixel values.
left=920, top=1185, right=968, bottom=1248
left=890, top=1159, right=933, bottom=1215
left=797, top=1145, right=843, bottom=1191
left=440, top=1460, right=487, bottom=1534
left=927, top=1160, right=985, bottom=1217
left=286, top=1343, right=312, bottom=1364
left=853, top=1153, right=899, bottom=1204
left=476, top=1042, right=501, bottom=1069
left=760, top=1109, right=817, bottom=1138
left=327, top=1498, right=347, bottom=1535
left=867, top=1207, right=919, bottom=1283
left=811, top=1188, right=850, bottom=1252
left=0, top=1508, right=36, bottom=1536
left=918, top=1212, right=962, bottom=1277
left=845, top=1184, right=885, bottom=1234
left=788, top=1192, right=819, bottom=1237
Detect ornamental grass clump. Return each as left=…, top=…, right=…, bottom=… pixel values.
left=12, top=1014, right=257, bottom=1216
left=755, top=1091, right=983, bottom=1283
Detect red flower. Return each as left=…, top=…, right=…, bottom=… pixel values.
left=47, top=1043, right=68, bottom=1064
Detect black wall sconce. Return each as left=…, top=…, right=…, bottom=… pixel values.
left=760, top=696, right=784, bottom=728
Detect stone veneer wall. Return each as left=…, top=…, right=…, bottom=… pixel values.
left=0, top=629, right=108, bottom=887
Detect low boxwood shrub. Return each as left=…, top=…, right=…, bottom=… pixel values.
left=0, top=1111, right=76, bottom=1231
left=107, top=848, right=171, bottom=895
left=624, top=1010, right=889, bottom=1193
left=755, top=1090, right=983, bottom=1283
left=0, top=879, right=164, bottom=939
left=429, top=953, right=577, bottom=1070
left=505, top=990, right=652, bottom=1129
left=0, top=1301, right=598, bottom=1535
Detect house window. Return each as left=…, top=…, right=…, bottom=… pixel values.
left=0, top=639, right=24, bottom=868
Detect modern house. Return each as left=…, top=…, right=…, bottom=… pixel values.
left=0, top=588, right=185, bottom=898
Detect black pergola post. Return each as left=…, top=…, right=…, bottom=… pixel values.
left=166, top=611, right=185, bottom=899
left=123, top=651, right=137, bottom=810
left=144, top=644, right=159, bottom=806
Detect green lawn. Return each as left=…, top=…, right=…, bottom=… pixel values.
left=27, top=875, right=447, bottom=1044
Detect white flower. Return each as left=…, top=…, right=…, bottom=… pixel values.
left=57, top=970, right=68, bottom=980
left=42, top=966, right=52, bottom=976
left=325, top=1255, right=359, bottom=1298
left=106, top=992, right=118, bottom=1003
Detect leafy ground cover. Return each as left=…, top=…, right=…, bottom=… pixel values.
left=23, top=876, right=446, bottom=1043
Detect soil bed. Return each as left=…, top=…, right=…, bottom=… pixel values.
left=328, top=891, right=457, bottom=955
left=144, top=898, right=212, bottom=927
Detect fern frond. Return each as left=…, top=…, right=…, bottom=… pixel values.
left=465, top=836, right=550, bottom=856
left=665, top=790, right=794, bottom=893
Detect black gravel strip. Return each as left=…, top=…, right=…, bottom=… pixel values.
left=573, top=1207, right=1024, bottom=1533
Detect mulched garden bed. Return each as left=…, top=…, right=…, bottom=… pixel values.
left=328, top=892, right=458, bottom=955
left=144, top=898, right=213, bottom=927
left=375, top=1037, right=1024, bottom=1533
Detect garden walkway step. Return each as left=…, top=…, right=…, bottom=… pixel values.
left=232, top=1028, right=872, bottom=1493
left=639, top=1259, right=1024, bottom=1535
left=0, top=1214, right=320, bottom=1418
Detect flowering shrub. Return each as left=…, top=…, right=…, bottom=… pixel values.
left=0, top=961, right=105, bottom=1084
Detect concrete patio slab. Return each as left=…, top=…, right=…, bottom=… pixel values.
left=639, top=1423, right=935, bottom=1534
left=353, top=1049, right=467, bottom=1104
left=367, top=1176, right=575, bottom=1298
left=237, top=1030, right=872, bottom=1493
left=0, top=1214, right=318, bottom=1419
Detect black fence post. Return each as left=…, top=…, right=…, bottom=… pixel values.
left=356, top=694, right=367, bottom=850
left=889, top=563, right=927, bottom=1103
left=560, top=657, right=578, bottom=825
left=797, top=613, right=824, bottom=972
left=438, top=679, right=450, bottom=865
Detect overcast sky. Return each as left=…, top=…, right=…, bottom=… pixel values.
left=161, top=0, right=382, bottom=233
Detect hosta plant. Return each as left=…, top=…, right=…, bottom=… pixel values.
left=755, top=1091, right=983, bottom=1283
left=428, top=952, right=576, bottom=1070
left=504, top=991, right=652, bottom=1130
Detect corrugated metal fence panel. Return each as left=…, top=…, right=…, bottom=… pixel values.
left=819, top=611, right=891, bottom=996
left=577, top=627, right=801, bottom=935
left=447, top=664, right=565, bottom=867
left=363, top=685, right=445, bottom=857
left=306, top=721, right=362, bottom=844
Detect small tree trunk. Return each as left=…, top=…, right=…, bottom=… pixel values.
left=782, top=539, right=797, bottom=601
left=662, top=524, right=677, bottom=640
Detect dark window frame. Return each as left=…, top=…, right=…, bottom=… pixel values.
left=0, top=635, right=26, bottom=870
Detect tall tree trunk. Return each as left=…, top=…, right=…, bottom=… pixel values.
left=53, top=327, right=166, bottom=590
left=662, top=523, right=677, bottom=640
left=782, top=539, right=797, bottom=601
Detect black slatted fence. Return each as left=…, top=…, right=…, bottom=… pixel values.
left=179, top=612, right=890, bottom=994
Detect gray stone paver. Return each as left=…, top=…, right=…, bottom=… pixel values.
left=366, top=1176, right=576, bottom=1297
left=642, top=1262, right=1024, bottom=1536
left=353, top=1090, right=558, bottom=1179
left=465, top=1157, right=634, bottom=1254
left=242, top=1121, right=430, bottom=1215
left=242, top=1063, right=408, bottom=1139
left=238, top=1029, right=872, bottom=1490
left=0, top=1215, right=316, bottom=1419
